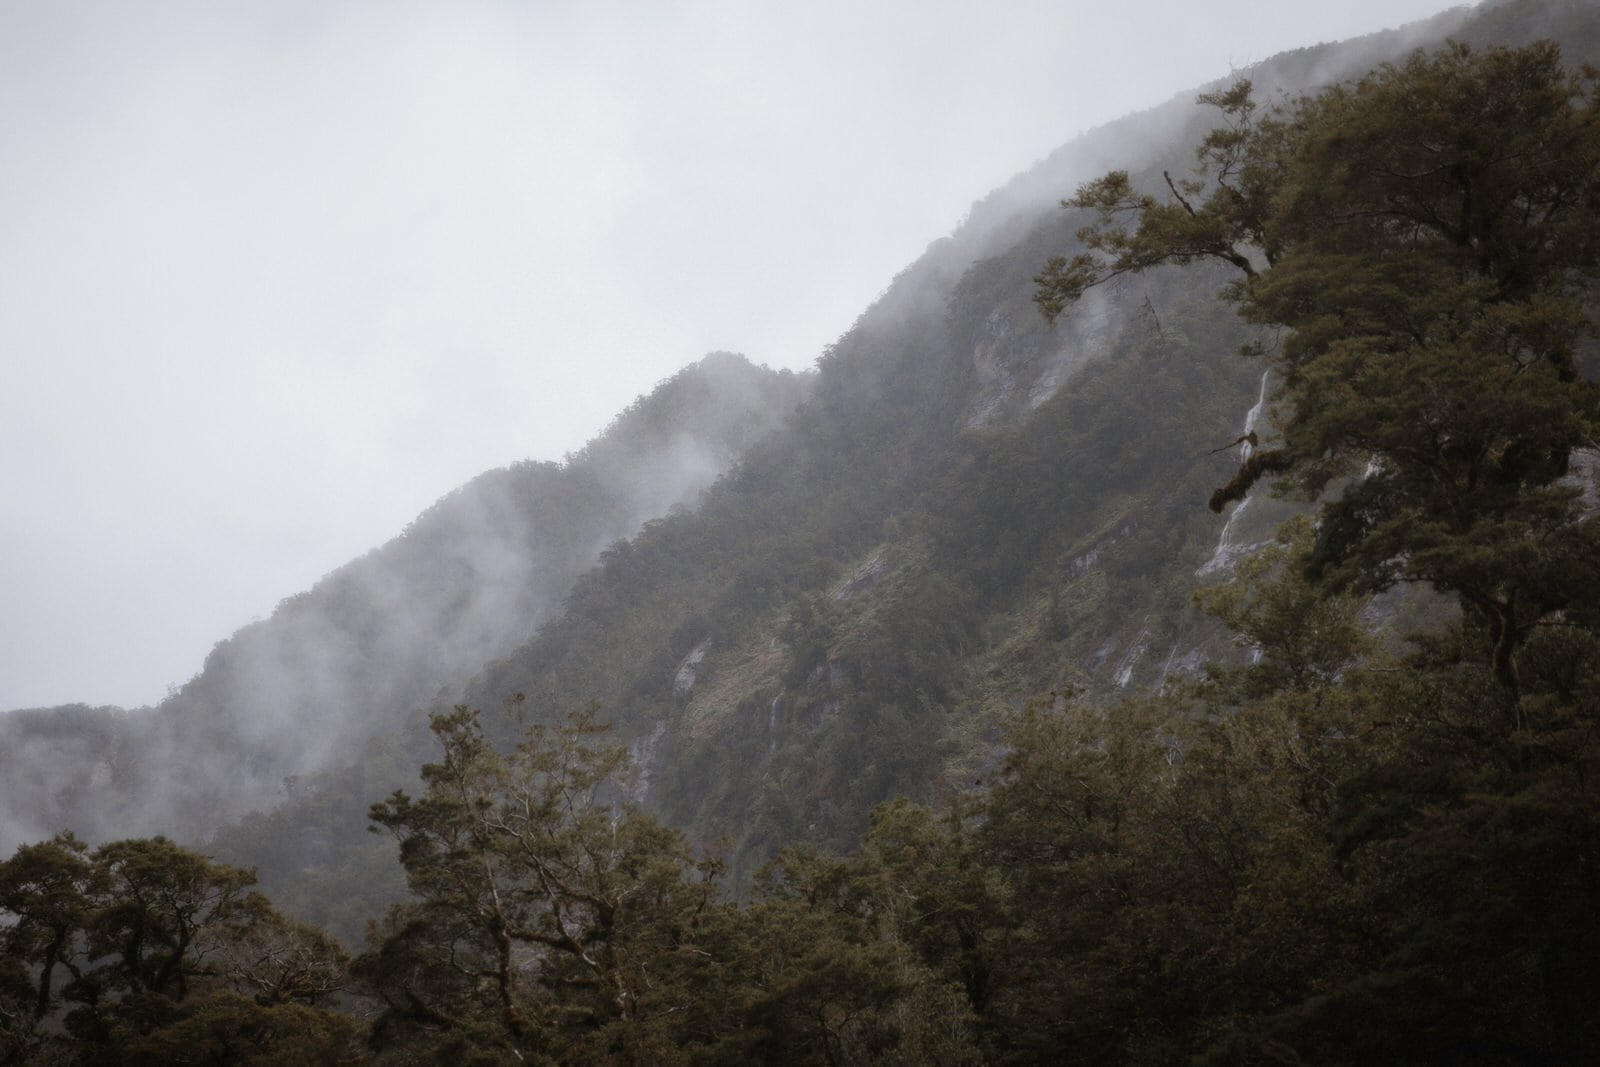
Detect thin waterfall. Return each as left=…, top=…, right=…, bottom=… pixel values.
left=1198, top=370, right=1270, bottom=577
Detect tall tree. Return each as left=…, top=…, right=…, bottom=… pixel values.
left=1037, top=41, right=1600, bottom=695
left=361, top=701, right=724, bottom=1064
left=0, top=833, right=95, bottom=1025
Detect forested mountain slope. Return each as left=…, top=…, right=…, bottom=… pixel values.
left=8, top=1, right=1600, bottom=1061
left=0, top=353, right=807, bottom=854
left=201, top=0, right=1600, bottom=935
left=443, top=0, right=1600, bottom=876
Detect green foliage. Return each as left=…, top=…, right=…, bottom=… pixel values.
left=360, top=700, right=728, bottom=1064
left=356, top=701, right=992, bottom=1065
left=94, top=994, right=360, bottom=1067
left=1041, top=40, right=1600, bottom=695
left=745, top=841, right=981, bottom=1065
left=16, top=18, right=1600, bottom=1067
left=841, top=633, right=1600, bottom=1062
left=1194, top=515, right=1374, bottom=698
left=0, top=834, right=352, bottom=1065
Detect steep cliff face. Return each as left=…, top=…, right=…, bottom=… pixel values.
left=0, top=353, right=808, bottom=854
left=436, top=0, right=1600, bottom=886
left=10, top=0, right=1600, bottom=940
left=497, top=258, right=1266, bottom=881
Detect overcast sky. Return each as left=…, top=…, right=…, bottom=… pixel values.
left=1, top=0, right=1464, bottom=710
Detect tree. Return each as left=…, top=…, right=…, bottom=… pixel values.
left=361, top=700, right=725, bottom=1064
left=0, top=832, right=96, bottom=1062
left=0, top=833, right=95, bottom=1025
left=1194, top=515, right=1374, bottom=700
left=1037, top=42, right=1600, bottom=696
left=83, top=838, right=258, bottom=1003
left=103, top=994, right=359, bottom=1067
left=742, top=841, right=981, bottom=1066
left=0, top=834, right=352, bottom=1064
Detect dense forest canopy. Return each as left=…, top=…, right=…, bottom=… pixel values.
left=6, top=23, right=1600, bottom=1067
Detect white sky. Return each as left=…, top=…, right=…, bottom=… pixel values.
left=1, top=0, right=1463, bottom=710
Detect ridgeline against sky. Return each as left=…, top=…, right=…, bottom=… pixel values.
left=3, top=0, right=1460, bottom=710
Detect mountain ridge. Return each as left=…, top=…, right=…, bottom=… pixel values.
left=0, top=352, right=808, bottom=854
left=7, top=0, right=1599, bottom=942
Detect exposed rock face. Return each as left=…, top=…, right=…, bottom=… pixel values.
left=832, top=550, right=893, bottom=601
left=1569, top=447, right=1600, bottom=512
left=966, top=290, right=1113, bottom=429
left=674, top=641, right=711, bottom=697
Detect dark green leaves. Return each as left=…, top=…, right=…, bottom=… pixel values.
left=1041, top=41, right=1600, bottom=693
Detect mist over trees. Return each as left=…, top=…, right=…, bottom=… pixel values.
left=0, top=354, right=808, bottom=856
left=5, top=1, right=1600, bottom=1063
